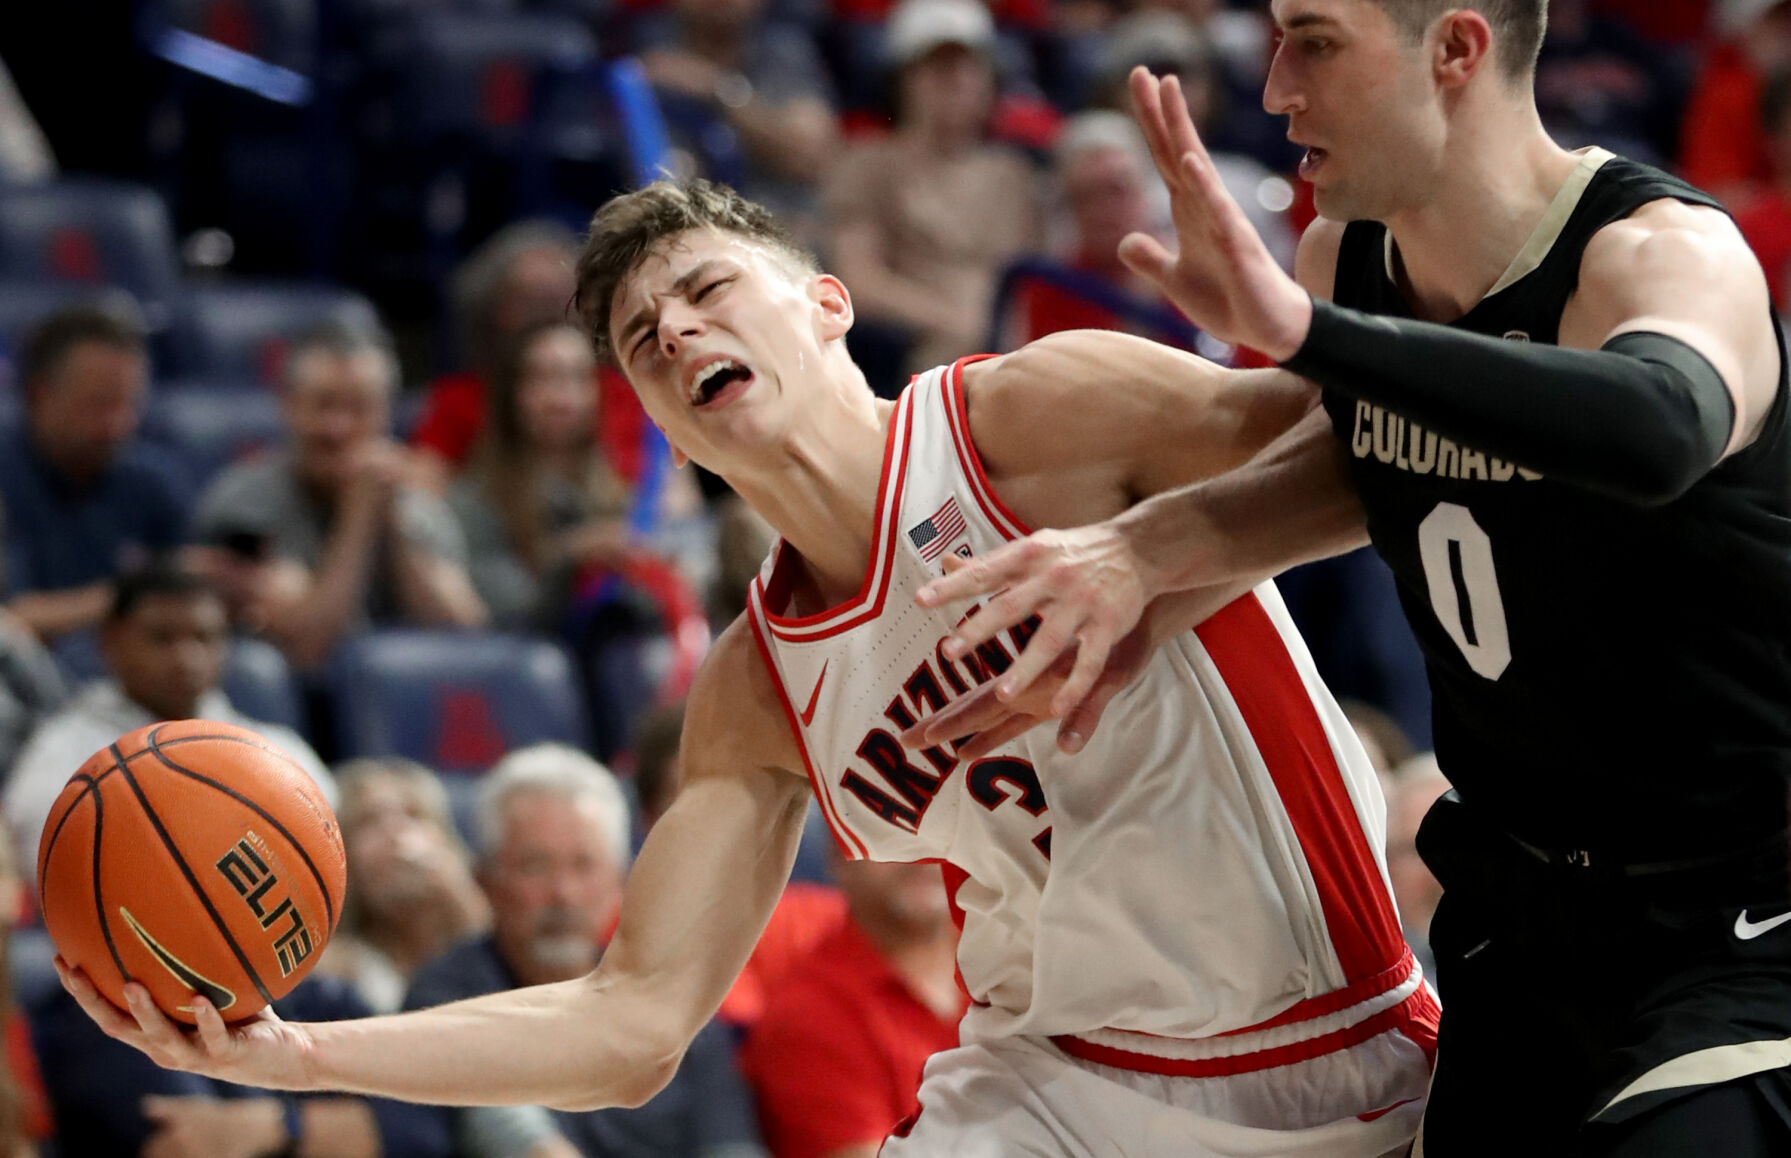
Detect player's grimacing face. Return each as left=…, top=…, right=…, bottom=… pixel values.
left=1264, top=0, right=1446, bottom=221
left=609, top=229, right=838, bottom=469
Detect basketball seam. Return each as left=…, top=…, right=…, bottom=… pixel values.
left=38, top=774, right=97, bottom=948
left=90, top=756, right=131, bottom=990
left=109, top=743, right=276, bottom=1009
left=143, top=727, right=341, bottom=934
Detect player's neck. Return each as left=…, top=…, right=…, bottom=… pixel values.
left=726, top=380, right=895, bottom=611
left=1382, top=105, right=1581, bottom=324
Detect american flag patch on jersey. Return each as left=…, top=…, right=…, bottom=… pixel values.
left=908, top=496, right=968, bottom=562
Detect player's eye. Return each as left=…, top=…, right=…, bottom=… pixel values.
left=693, top=277, right=732, bottom=302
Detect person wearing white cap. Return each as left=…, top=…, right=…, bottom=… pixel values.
left=823, top=0, right=1040, bottom=380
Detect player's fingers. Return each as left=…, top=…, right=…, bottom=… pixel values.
left=900, top=682, right=1004, bottom=749
left=1159, top=74, right=1211, bottom=164
left=1179, top=152, right=1266, bottom=254
left=190, top=996, right=233, bottom=1057
left=60, top=963, right=142, bottom=1041
left=941, top=579, right=1049, bottom=661
left=1056, top=668, right=1127, bottom=755
left=1129, top=67, right=1181, bottom=182
left=1118, top=232, right=1177, bottom=290
left=955, top=714, right=1048, bottom=762
left=124, top=984, right=201, bottom=1067
left=916, top=543, right=1032, bottom=609
left=993, top=611, right=1082, bottom=703
left=1049, top=633, right=1113, bottom=721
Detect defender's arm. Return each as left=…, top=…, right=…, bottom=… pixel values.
left=61, top=620, right=812, bottom=1112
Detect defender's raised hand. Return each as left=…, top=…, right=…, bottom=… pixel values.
left=1118, top=68, right=1313, bottom=361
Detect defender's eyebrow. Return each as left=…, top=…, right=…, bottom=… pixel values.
left=1280, top=12, right=1341, bottom=32
left=619, top=261, right=726, bottom=356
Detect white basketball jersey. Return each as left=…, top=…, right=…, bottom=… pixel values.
left=746, top=358, right=1434, bottom=1074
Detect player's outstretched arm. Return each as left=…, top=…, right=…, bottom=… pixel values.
left=59, top=620, right=812, bottom=1112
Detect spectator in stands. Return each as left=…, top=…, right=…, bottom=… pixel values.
left=708, top=496, right=775, bottom=626
left=411, top=221, right=584, bottom=484
left=404, top=744, right=766, bottom=1158
left=0, top=305, right=188, bottom=643
left=824, top=0, right=1040, bottom=378
left=1681, top=0, right=1791, bottom=201
left=741, top=853, right=964, bottom=1158
left=1533, top=0, right=1686, bottom=167
left=1090, top=11, right=1295, bottom=270
left=29, top=970, right=450, bottom=1158
left=450, top=321, right=633, bottom=630
left=0, top=584, right=66, bottom=777
left=636, top=0, right=839, bottom=233
left=3, top=564, right=335, bottom=891
left=316, top=758, right=490, bottom=1014
left=1382, top=752, right=1450, bottom=979
left=193, top=319, right=486, bottom=670
left=1006, top=111, right=1177, bottom=346
left=1734, top=71, right=1791, bottom=308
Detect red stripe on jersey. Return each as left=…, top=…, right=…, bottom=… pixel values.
left=1219, top=948, right=1416, bottom=1037
left=763, top=388, right=914, bottom=641
left=1194, top=593, right=1406, bottom=983
left=942, top=356, right=1031, bottom=540
left=931, top=860, right=977, bottom=1013
left=745, top=594, right=868, bottom=858
left=1052, top=984, right=1438, bottom=1079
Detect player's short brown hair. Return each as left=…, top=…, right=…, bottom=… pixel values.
left=1375, top=0, right=1548, bottom=81
left=573, top=178, right=819, bottom=365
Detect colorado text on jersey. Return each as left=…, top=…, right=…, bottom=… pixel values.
left=1349, top=401, right=1544, bottom=483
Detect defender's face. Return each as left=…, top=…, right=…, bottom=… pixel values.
left=609, top=229, right=838, bottom=470
left=1264, top=0, right=1445, bottom=222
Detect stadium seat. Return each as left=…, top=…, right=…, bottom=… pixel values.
left=391, top=12, right=598, bottom=147
left=140, top=384, right=285, bottom=487
left=221, top=636, right=304, bottom=734
left=0, top=181, right=182, bottom=331
left=329, top=630, right=588, bottom=776
left=173, top=280, right=382, bottom=386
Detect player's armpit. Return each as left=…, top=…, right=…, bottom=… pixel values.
left=1564, top=200, right=1781, bottom=456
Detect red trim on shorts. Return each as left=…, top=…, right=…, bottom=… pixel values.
left=1194, top=593, right=1407, bottom=982
left=1050, top=984, right=1439, bottom=1079
left=744, top=593, right=868, bottom=858
left=1220, top=948, right=1417, bottom=1037
left=941, top=355, right=1031, bottom=540
left=761, top=387, right=913, bottom=641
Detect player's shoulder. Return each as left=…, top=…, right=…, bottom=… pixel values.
left=1582, top=196, right=1756, bottom=285
left=964, top=330, right=1226, bottom=421
left=1294, top=217, right=1349, bottom=301
left=682, top=615, right=805, bottom=784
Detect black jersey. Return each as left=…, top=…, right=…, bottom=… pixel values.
left=1321, top=150, right=1791, bottom=863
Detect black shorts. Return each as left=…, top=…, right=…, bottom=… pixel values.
left=1414, top=792, right=1791, bottom=1158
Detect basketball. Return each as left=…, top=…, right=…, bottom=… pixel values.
left=37, top=720, right=346, bottom=1025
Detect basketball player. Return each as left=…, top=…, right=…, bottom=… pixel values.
left=59, top=179, right=1437, bottom=1155
left=908, top=4, right=1791, bottom=1154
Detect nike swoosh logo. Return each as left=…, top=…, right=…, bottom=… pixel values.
left=1358, top=1096, right=1422, bottom=1123
left=1734, top=909, right=1791, bottom=941
left=798, top=661, right=828, bottom=728
left=120, top=907, right=238, bottom=1012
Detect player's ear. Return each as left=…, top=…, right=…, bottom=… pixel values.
left=1432, top=8, right=1493, bottom=88
left=811, top=273, right=854, bottom=342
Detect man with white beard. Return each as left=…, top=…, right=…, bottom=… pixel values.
left=402, top=745, right=768, bottom=1158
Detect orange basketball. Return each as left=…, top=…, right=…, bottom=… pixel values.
left=37, top=719, right=346, bottom=1025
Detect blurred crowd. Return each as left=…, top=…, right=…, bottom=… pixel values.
left=0, top=0, right=1781, bottom=1154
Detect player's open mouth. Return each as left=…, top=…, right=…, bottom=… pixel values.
left=689, top=358, right=754, bottom=409
left=1299, top=147, right=1328, bottom=180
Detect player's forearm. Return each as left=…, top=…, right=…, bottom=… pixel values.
left=302, top=977, right=684, bottom=1111
left=1283, top=299, right=1735, bottom=504
left=1115, top=407, right=1368, bottom=594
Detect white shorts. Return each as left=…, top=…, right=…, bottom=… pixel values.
left=879, top=1029, right=1429, bottom=1158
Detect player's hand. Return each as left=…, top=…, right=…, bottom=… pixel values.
left=1119, top=67, right=1313, bottom=361
left=902, top=619, right=1155, bottom=757
left=915, top=523, right=1155, bottom=721
left=140, top=1094, right=286, bottom=1158
left=56, top=958, right=317, bottom=1092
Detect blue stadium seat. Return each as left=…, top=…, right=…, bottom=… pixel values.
left=329, top=630, right=588, bottom=776
left=221, top=636, right=304, bottom=734
left=140, top=384, right=285, bottom=488
left=0, top=181, right=182, bottom=331
left=392, top=12, right=598, bottom=146
left=174, top=280, right=382, bottom=386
